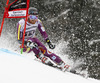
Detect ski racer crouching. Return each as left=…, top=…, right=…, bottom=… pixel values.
left=17, top=7, right=71, bottom=72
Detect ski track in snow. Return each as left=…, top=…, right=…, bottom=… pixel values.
left=89, top=39, right=100, bottom=45
left=0, top=48, right=100, bottom=83
left=0, top=38, right=89, bottom=78
left=47, top=9, right=70, bottom=22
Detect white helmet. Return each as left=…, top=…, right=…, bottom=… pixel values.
left=28, top=7, right=38, bottom=15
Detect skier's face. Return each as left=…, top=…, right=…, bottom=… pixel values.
left=29, top=19, right=37, bottom=24
left=28, top=15, right=38, bottom=24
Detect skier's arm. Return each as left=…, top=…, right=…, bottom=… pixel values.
left=17, top=19, right=24, bottom=43
left=17, top=24, right=22, bottom=40
left=38, top=20, right=55, bottom=49
left=38, top=21, right=48, bottom=41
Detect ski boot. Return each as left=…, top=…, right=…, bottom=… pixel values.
left=35, top=53, right=54, bottom=66
left=58, top=61, right=76, bottom=73
left=58, top=61, right=71, bottom=72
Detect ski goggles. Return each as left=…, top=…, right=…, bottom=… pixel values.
left=29, top=15, right=37, bottom=20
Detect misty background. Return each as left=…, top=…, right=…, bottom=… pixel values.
left=0, top=0, right=100, bottom=80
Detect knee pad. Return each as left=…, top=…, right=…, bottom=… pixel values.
left=27, top=40, right=38, bottom=49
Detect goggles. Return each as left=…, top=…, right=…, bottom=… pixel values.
left=29, top=15, right=37, bottom=20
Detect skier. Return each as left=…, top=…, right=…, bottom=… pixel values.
left=17, top=7, right=71, bottom=72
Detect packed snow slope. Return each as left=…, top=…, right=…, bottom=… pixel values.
left=0, top=48, right=99, bottom=83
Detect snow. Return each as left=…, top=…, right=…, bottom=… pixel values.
left=47, top=9, right=70, bottom=22
left=0, top=48, right=100, bottom=83
left=89, top=39, right=100, bottom=45
left=44, top=0, right=65, bottom=5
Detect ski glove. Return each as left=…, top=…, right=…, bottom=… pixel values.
left=46, top=38, right=55, bottom=49
left=27, top=40, right=38, bottom=49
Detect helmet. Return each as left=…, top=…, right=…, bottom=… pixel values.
left=28, top=7, right=38, bottom=15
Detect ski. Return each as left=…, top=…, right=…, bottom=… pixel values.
left=34, top=57, right=87, bottom=78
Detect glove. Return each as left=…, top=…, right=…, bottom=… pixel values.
left=46, top=38, right=55, bottom=49
left=27, top=40, right=38, bottom=49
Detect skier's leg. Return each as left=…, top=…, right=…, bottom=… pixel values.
left=28, top=38, right=61, bottom=63
left=44, top=50, right=71, bottom=71
left=25, top=38, right=50, bottom=63
left=28, top=37, right=71, bottom=71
